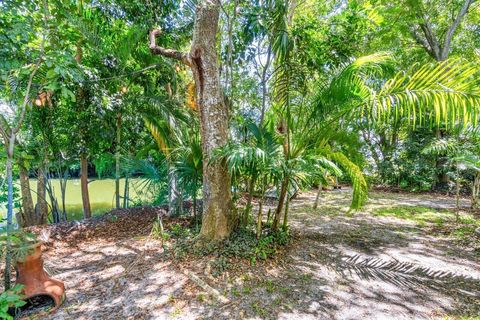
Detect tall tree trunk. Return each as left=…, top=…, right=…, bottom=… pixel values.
left=4, top=134, right=15, bottom=290
left=76, top=42, right=91, bottom=219
left=409, top=1, right=474, bottom=189
left=36, top=162, right=48, bottom=224
left=191, top=1, right=236, bottom=241
left=17, top=160, right=35, bottom=227
left=259, top=44, right=272, bottom=126
left=149, top=0, right=236, bottom=242
left=80, top=154, right=91, bottom=219
left=115, top=112, right=121, bottom=209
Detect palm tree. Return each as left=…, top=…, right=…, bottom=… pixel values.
left=172, top=130, right=203, bottom=222
left=212, top=122, right=282, bottom=232
left=309, top=54, right=480, bottom=210
left=422, top=126, right=480, bottom=212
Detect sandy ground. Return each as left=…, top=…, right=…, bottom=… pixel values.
left=15, top=189, right=480, bottom=319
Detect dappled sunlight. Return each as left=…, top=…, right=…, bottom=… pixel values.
left=7, top=189, right=473, bottom=319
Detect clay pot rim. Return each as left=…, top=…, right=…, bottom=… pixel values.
left=13, top=241, right=43, bottom=262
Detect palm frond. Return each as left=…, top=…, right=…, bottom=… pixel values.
left=330, top=151, right=368, bottom=209
left=366, top=59, right=480, bottom=127
left=335, top=254, right=480, bottom=297
left=144, top=118, right=172, bottom=156
left=422, top=138, right=459, bottom=156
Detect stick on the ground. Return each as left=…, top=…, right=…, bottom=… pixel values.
left=183, top=269, right=230, bottom=304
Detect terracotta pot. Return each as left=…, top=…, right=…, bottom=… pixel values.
left=15, top=242, right=66, bottom=312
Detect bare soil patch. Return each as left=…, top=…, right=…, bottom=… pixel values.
left=8, top=190, right=479, bottom=319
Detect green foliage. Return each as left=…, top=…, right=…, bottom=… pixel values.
left=0, top=225, right=38, bottom=262
left=174, top=227, right=291, bottom=273
left=330, top=152, right=368, bottom=209
left=150, top=216, right=170, bottom=241
left=0, top=284, right=26, bottom=320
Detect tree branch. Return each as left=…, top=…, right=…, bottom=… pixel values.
left=419, top=23, right=441, bottom=59
left=441, top=0, right=474, bottom=59
left=149, top=29, right=190, bottom=66
left=12, top=63, right=40, bottom=134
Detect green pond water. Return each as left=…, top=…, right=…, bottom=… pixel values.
left=1, top=178, right=152, bottom=221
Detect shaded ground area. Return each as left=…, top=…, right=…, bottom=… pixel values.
left=19, top=190, right=480, bottom=319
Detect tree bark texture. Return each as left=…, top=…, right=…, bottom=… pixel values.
left=115, top=112, right=121, bottom=209
left=472, top=173, right=480, bottom=209
left=36, top=163, right=48, bottom=224
left=150, top=0, right=236, bottom=241
left=80, top=154, right=91, bottom=219
left=4, top=134, right=15, bottom=289
left=17, top=160, right=35, bottom=227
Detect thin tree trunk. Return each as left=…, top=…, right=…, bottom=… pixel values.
left=282, top=195, right=290, bottom=231
left=80, top=154, right=91, bottom=219
left=115, top=112, right=121, bottom=209
left=4, top=134, right=15, bottom=290
left=168, top=166, right=182, bottom=216
left=472, top=172, right=480, bottom=209
left=256, top=198, right=263, bottom=239
left=244, top=177, right=255, bottom=226
left=17, top=160, right=35, bottom=227
left=455, top=169, right=460, bottom=221
left=36, top=162, right=48, bottom=224
left=59, top=166, right=68, bottom=221
left=273, top=178, right=288, bottom=230
left=259, top=43, right=272, bottom=126
left=123, top=175, right=129, bottom=208
left=76, top=42, right=90, bottom=219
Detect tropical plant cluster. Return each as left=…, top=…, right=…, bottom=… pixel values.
left=1, top=0, right=480, bottom=291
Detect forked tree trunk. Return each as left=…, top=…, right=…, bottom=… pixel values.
left=149, top=0, right=236, bottom=242
left=80, top=154, right=91, bottom=219
left=17, top=160, right=35, bottom=227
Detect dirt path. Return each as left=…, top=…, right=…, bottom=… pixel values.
left=29, top=190, right=479, bottom=319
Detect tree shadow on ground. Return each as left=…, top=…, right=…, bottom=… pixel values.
left=32, top=189, right=480, bottom=319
